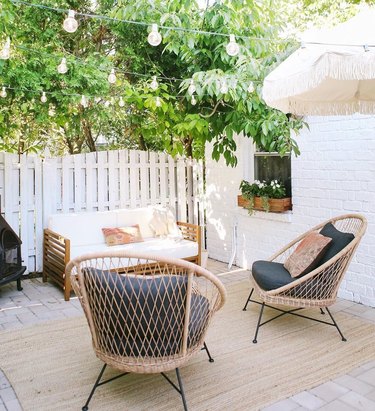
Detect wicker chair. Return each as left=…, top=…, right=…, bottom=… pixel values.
left=243, top=214, right=367, bottom=343
left=66, top=251, right=226, bottom=411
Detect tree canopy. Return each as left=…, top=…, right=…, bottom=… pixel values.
left=0, top=0, right=369, bottom=164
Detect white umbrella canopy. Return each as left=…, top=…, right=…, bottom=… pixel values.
left=262, top=8, right=375, bottom=115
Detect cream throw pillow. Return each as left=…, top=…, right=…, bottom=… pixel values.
left=149, top=205, right=183, bottom=239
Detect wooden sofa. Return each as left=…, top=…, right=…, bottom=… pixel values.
left=43, top=207, right=201, bottom=301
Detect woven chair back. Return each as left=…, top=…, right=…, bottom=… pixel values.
left=265, top=214, right=367, bottom=306
left=66, top=251, right=226, bottom=374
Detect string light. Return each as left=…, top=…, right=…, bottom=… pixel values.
left=155, top=96, right=162, bottom=107
left=108, top=69, right=117, bottom=84
left=0, top=87, right=7, bottom=98
left=0, top=38, right=11, bottom=60
left=150, top=76, right=159, bottom=91
left=188, top=79, right=196, bottom=95
left=191, top=94, right=197, bottom=106
left=226, top=34, right=240, bottom=57
left=63, top=10, right=78, bottom=33
left=80, top=94, right=88, bottom=108
left=57, top=57, right=68, bottom=74
left=148, top=24, right=162, bottom=46
left=41, top=91, right=47, bottom=103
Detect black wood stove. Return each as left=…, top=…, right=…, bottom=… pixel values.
left=0, top=215, right=26, bottom=291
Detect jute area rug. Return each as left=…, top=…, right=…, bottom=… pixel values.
left=1, top=281, right=374, bottom=411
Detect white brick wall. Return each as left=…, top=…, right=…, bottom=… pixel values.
left=205, top=115, right=375, bottom=307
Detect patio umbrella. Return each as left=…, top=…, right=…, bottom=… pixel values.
left=262, top=8, right=375, bottom=115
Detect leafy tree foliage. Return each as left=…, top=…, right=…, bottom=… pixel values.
left=4, top=0, right=363, bottom=164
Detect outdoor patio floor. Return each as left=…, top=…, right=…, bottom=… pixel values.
left=0, top=259, right=374, bottom=411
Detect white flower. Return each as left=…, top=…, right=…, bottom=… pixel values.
left=276, top=184, right=280, bottom=188
left=259, top=183, right=265, bottom=188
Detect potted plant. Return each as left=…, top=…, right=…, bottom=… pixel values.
left=238, top=179, right=292, bottom=214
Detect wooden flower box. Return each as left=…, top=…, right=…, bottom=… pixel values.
left=237, top=195, right=292, bottom=213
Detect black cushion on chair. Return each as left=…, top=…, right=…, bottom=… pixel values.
left=252, top=260, right=295, bottom=291
left=319, top=223, right=355, bottom=265
left=84, top=268, right=209, bottom=357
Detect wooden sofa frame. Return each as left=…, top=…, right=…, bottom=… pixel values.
left=43, top=221, right=201, bottom=301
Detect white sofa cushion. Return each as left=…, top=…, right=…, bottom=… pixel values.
left=48, top=211, right=116, bottom=246
left=69, top=237, right=198, bottom=261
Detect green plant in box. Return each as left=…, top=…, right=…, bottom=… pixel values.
left=239, top=179, right=286, bottom=214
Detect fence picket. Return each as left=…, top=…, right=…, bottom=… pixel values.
left=0, top=149, right=204, bottom=272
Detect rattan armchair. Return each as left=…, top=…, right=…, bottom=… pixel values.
left=243, top=214, right=367, bottom=343
left=66, top=251, right=226, bottom=411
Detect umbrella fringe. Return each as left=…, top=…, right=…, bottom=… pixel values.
left=263, top=52, right=375, bottom=103
left=286, top=100, right=375, bottom=116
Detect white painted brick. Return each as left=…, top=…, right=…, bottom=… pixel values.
left=206, top=120, right=375, bottom=308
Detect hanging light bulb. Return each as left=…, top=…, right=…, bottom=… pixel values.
left=188, top=79, right=196, bottom=95
left=57, top=57, right=68, bottom=74
left=48, top=104, right=56, bottom=117
left=41, top=92, right=47, bottom=103
left=247, top=82, right=255, bottom=93
left=63, top=10, right=78, bottom=33
left=220, top=79, right=228, bottom=94
left=0, top=37, right=11, bottom=60
left=226, top=34, right=240, bottom=57
left=0, top=87, right=7, bottom=98
left=150, top=76, right=159, bottom=91
left=148, top=24, right=162, bottom=46
left=80, top=95, right=88, bottom=108
left=155, top=96, right=162, bottom=107
left=191, top=94, right=197, bottom=106
left=119, top=97, right=125, bottom=107
left=108, top=69, right=117, bottom=84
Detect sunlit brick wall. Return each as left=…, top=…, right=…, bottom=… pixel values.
left=205, top=116, right=375, bottom=307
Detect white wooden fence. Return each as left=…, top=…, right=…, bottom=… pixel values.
left=0, top=150, right=205, bottom=273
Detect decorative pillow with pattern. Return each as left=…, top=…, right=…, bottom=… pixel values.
left=102, top=225, right=143, bottom=246
left=284, top=232, right=332, bottom=278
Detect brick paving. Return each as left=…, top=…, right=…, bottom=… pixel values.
left=0, top=259, right=374, bottom=410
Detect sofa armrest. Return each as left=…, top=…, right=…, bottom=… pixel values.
left=177, top=221, right=200, bottom=243
left=43, top=228, right=71, bottom=300
left=177, top=221, right=201, bottom=265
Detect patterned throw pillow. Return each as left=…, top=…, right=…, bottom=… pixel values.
left=102, top=225, right=143, bottom=246
left=284, top=232, right=332, bottom=278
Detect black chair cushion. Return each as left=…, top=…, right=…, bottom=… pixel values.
left=319, top=223, right=355, bottom=265
left=84, top=268, right=209, bottom=357
left=252, top=260, right=295, bottom=291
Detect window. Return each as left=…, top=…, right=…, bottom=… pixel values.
left=254, top=149, right=291, bottom=197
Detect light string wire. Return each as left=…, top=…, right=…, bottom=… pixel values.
left=15, top=44, right=184, bottom=82
left=0, top=83, right=254, bottom=102
left=14, top=43, right=262, bottom=84
left=10, top=0, right=290, bottom=43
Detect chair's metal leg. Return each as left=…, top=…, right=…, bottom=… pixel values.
left=176, top=368, right=188, bottom=411
left=16, top=278, right=23, bottom=291
left=243, top=288, right=254, bottom=311
left=82, top=364, right=107, bottom=411
left=320, top=308, right=325, bottom=315
left=202, top=342, right=214, bottom=363
left=253, top=302, right=265, bottom=344
left=325, top=307, right=347, bottom=342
